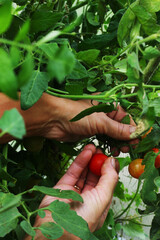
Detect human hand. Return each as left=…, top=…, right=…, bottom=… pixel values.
left=43, top=95, right=138, bottom=153
left=25, top=144, right=119, bottom=240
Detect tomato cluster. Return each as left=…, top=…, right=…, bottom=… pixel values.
left=128, top=148, right=160, bottom=179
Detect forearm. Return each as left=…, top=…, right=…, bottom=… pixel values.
left=0, top=93, right=64, bottom=143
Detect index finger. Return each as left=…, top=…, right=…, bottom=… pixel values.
left=57, top=144, right=96, bottom=186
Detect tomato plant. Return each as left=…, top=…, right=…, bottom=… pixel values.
left=128, top=159, right=145, bottom=179
left=89, top=153, right=108, bottom=176
left=1, top=0, right=160, bottom=239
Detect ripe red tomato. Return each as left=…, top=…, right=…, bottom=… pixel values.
left=128, top=159, right=145, bottom=179
left=89, top=153, right=108, bottom=176
left=152, top=148, right=160, bottom=168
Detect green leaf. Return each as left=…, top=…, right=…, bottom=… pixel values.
left=48, top=45, right=75, bottom=83
left=0, top=109, right=26, bottom=139
left=65, top=82, right=83, bottom=95
left=140, top=152, right=159, bottom=204
left=18, top=52, right=34, bottom=88
left=143, top=46, right=160, bottom=60
left=0, top=0, right=12, bottom=34
left=122, top=221, right=145, bottom=240
left=20, top=221, right=36, bottom=237
left=70, top=103, right=114, bottom=122
left=37, top=222, right=63, bottom=240
left=149, top=98, right=160, bottom=116
left=48, top=200, right=96, bottom=239
left=131, top=5, right=160, bottom=35
left=78, top=32, right=117, bottom=51
left=38, top=210, right=46, bottom=219
left=154, top=176, right=160, bottom=188
left=0, top=48, right=18, bottom=99
left=76, top=49, right=100, bottom=65
left=0, top=169, right=16, bottom=183
left=0, top=192, right=21, bottom=213
left=0, top=207, right=20, bottom=237
left=140, top=0, right=160, bottom=12
left=30, top=10, right=63, bottom=33
left=135, top=126, right=160, bottom=153
left=31, top=186, right=83, bottom=202
left=20, top=70, right=49, bottom=110
left=67, top=60, right=88, bottom=79
left=121, top=114, right=130, bottom=124
left=117, top=2, right=137, bottom=46
left=10, top=46, right=21, bottom=68
left=15, top=20, right=30, bottom=42
left=39, top=43, right=59, bottom=59
left=86, top=12, right=100, bottom=26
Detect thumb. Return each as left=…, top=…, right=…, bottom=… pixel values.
left=104, top=116, right=136, bottom=140
left=96, top=157, right=118, bottom=211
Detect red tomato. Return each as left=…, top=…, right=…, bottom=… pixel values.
left=128, top=159, right=145, bottom=179
left=89, top=153, right=108, bottom=176
left=152, top=148, right=160, bottom=168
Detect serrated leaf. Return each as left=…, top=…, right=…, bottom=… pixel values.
left=0, top=0, right=12, bottom=34
left=140, top=0, right=160, bottom=12
left=140, top=152, right=158, bottom=204
left=70, top=103, right=114, bottom=122
left=18, top=52, right=34, bottom=88
left=154, top=176, right=160, bottom=188
left=117, top=2, right=137, bottom=46
left=38, top=43, right=59, bottom=59
left=143, top=46, right=160, bottom=60
left=38, top=210, right=46, bottom=218
left=15, top=20, right=30, bottom=42
left=48, top=200, right=97, bottom=239
left=31, top=186, right=83, bottom=202
left=76, top=49, right=100, bottom=65
left=0, top=192, right=21, bottom=213
left=0, top=169, right=16, bottom=183
left=0, top=109, right=26, bottom=139
left=122, top=221, right=145, bottom=240
left=30, top=10, right=63, bottom=33
left=135, top=126, right=160, bottom=153
left=48, top=45, right=75, bottom=83
left=0, top=207, right=20, bottom=237
left=0, top=48, right=18, bottom=99
left=20, top=70, right=49, bottom=110
left=20, top=221, right=36, bottom=237
left=67, top=60, right=88, bottom=80
left=37, top=222, right=63, bottom=240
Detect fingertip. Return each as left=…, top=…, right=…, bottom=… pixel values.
left=83, top=144, right=96, bottom=154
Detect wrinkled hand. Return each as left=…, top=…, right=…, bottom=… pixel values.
left=26, top=144, right=119, bottom=240
left=43, top=96, right=138, bottom=154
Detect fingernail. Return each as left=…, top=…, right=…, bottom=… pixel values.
left=110, top=157, right=116, bottom=169
left=130, top=126, right=136, bottom=134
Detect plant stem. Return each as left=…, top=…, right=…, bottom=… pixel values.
left=48, top=86, right=69, bottom=94
left=21, top=201, right=31, bottom=222
left=70, top=0, right=88, bottom=12
left=0, top=38, right=33, bottom=50
left=2, top=144, right=8, bottom=188
left=115, top=181, right=141, bottom=220
left=143, top=56, right=160, bottom=83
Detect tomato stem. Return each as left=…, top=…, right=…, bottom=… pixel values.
left=114, top=181, right=141, bottom=220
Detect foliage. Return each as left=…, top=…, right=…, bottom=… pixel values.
left=1, top=0, right=160, bottom=239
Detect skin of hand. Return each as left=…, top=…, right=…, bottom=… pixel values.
left=24, top=144, right=119, bottom=240
left=0, top=93, right=137, bottom=149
